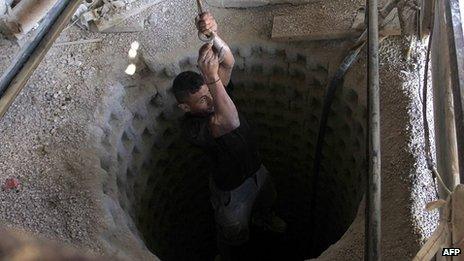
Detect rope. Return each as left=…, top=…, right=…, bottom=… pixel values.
left=195, top=0, right=214, bottom=42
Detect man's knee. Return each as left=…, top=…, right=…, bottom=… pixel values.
left=217, top=219, right=250, bottom=245
left=254, top=171, right=277, bottom=210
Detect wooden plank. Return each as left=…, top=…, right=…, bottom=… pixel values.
left=431, top=0, right=460, bottom=198
left=271, top=12, right=359, bottom=41
left=452, top=185, right=464, bottom=259
left=419, top=0, right=434, bottom=38
left=271, top=6, right=401, bottom=42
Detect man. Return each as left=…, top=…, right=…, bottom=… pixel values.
left=172, top=12, right=286, bottom=260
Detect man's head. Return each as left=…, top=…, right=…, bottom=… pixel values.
left=172, top=71, right=214, bottom=115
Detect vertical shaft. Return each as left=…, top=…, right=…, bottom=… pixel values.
left=365, top=0, right=381, bottom=259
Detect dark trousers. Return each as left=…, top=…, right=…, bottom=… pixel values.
left=209, top=165, right=277, bottom=261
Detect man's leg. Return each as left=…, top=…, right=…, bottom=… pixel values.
left=252, top=165, right=287, bottom=233
left=253, top=165, right=277, bottom=211
left=210, top=177, right=258, bottom=261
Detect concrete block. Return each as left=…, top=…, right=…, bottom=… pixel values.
left=183, top=55, right=196, bottom=67
left=261, top=62, right=274, bottom=75
left=163, top=63, right=181, bottom=78
left=177, top=57, right=190, bottom=69
left=285, top=49, right=298, bottom=63
left=260, top=45, right=277, bottom=56
left=234, top=56, right=245, bottom=70
left=238, top=46, right=252, bottom=58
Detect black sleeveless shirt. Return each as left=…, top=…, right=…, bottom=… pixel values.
left=180, top=82, right=262, bottom=191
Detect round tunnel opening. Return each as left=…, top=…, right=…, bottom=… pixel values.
left=98, top=46, right=367, bottom=261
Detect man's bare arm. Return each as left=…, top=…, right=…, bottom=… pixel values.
left=215, top=35, right=235, bottom=86
left=198, top=44, right=239, bottom=137
left=196, top=12, right=235, bottom=86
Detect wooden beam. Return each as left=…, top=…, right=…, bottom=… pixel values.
left=431, top=0, right=460, bottom=197
left=452, top=185, right=464, bottom=256
left=271, top=12, right=359, bottom=42
left=419, top=0, right=434, bottom=38
left=271, top=6, right=401, bottom=42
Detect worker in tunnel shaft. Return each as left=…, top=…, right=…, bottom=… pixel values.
left=172, top=12, right=287, bottom=261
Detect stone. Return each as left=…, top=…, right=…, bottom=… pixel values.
left=238, top=46, right=252, bottom=58
left=94, top=1, right=164, bottom=32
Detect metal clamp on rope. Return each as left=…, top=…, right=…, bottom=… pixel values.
left=198, top=30, right=214, bottom=43
left=196, top=0, right=212, bottom=42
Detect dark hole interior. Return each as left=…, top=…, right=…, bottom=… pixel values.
left=102, top=47, right=367, bottom=261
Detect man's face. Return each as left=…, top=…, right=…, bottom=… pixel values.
left=179, top=84, right=214, bottom=115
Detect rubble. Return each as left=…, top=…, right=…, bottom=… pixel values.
left=71, top=0, right=164, bottom=33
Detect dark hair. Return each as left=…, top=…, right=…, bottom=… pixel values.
left=172, top=71, right=204, bottom=103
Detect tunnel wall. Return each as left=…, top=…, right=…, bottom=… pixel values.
left=92, top=43, right=367, bottom=260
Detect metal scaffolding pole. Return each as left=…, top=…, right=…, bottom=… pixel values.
left=0, top=0, right=82, bottom=118
left=365, top=0, right=381, bottom=259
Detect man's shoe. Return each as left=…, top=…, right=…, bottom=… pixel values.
left=252, top=212, right=287, bottom=233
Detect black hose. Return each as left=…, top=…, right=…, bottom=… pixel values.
left=309, top=41, right=365, bottom=253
